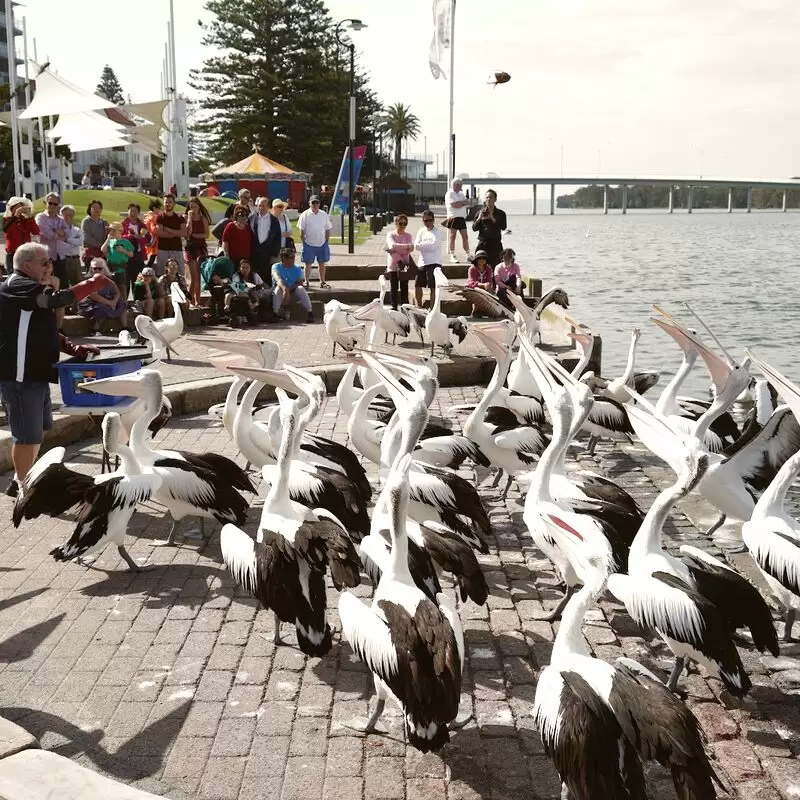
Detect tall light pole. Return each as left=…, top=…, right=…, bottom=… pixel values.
left=335, top=18, right=366, bottom=254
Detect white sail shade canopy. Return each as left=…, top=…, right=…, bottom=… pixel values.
left=19, top=66, right=116, bottom=120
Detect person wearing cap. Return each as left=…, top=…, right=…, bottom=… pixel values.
left=494, top=247, right=523, bottom=310
left=249, top=197, right=282, bottom=283
left=413, top=209, right=445, bottom=307
left=35, top=192, right=70, bottom=288
left=0, top=242, right=106, bottom=495
left=271, top=247, right=314, bottom=323
left=298, top=196, right=332, bottom=289
left=133, top=266, right=166, bottom=320
left=221, top=206, right=254, bottom=268
left=2, top=197, right=39, bottom=275
left=444, top=178, right=472, bottom=264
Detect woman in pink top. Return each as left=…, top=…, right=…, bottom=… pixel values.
left=494, top=247, right=523, bottom=310
left=384, top=214, right=414, bottom=309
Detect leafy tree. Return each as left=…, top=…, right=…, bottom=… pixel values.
left=190, top=0, right=383, bottom=185
left=383, top=103, right=421, bottom=173
left=96, top=66, right=125, bottom=105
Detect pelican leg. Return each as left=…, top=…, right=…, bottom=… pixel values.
left=586, top=436, right=598, bottom=456
left=118, top=545, right=154, bottom=572
left=666, top=656, right=686, bottom=692
left=183, top=517, right=205, bottom=540
left=450, top=704, right=474, bottom=729
left=560, top=783, right=570, bottom=800
left=499, top=473, right=514, bottom=501
left=704, top=513, right=727, bottom=537
left=152, top=520, right=179, bottom=547
left=785, top=609, right=796, bottom=642
left=430, top=341, right=435, bottom=358
left=363, top=698, right=386, bottom=733
left=273, top=613, right=283, bottom=645
left=384, top=331, right=389, bottom=344
left=490, top=469, right=504, bottom=489
left=331, top=341, right=337, bottom=358
left=543, top=585, right=574, bottom=622
left=165, top=346, right=174, bottom=362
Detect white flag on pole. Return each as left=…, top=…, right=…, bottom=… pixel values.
left=429, top=0, right=452, bottom=80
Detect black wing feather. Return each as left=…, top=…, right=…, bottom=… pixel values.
left=13, top=463, right=95, bottom=527
left=179, top=451, right=255, bottom=493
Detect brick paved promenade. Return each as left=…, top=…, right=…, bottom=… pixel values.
left=0, top=379, right=799, bottom=799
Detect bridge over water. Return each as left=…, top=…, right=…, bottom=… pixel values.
left=461, top=175, right=800, bottom=214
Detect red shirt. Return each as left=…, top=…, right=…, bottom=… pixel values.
left=221, top=221, right=252, bottom=260
left=3, top=215, right=40, bottom=254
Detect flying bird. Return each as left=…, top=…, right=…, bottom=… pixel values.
left=488, top=71, right=511, bottom=87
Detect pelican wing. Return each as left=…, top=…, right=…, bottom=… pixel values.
left=633, top=371, right=660, bottom=396
left=302, top=512, right=361, bottom=590
left=680, top=545, right=779, bottom=655
left=418, top=521, right=488, bottom=604
left=180, top=451, right=255, bottom=493
left=339, top=592, right=400, bottom=688
left=302, top=433, right=371, bottom=502
left=221, top=523, right=274, bottom=600
left=13, top=458, right=95, bottom=527
left=412, top=464, right=491, bottom=536
left=454, top=287, right=513, bottom=319
left=493, top=424, right=550, bottom=460
left=413, top=435, right=491, bottom=469
left=588, top=397, right=634, bottom=436
left=723, top=407, right=800, bottom=492
left=745, top=526, right=800, bottom=598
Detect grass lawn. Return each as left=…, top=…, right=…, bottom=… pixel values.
left=33, top=190, right=233, bottom=222
left=330, top=221, right=374, bottom=246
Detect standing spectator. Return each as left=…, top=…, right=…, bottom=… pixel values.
left=158, top=258, right=189, bottom=317
left=143, top=199, right=163, bottom=269
left=271, top=199, right=294, bottom=252
left=101, top=221, right=135, bottom=297
left=444, top=178, right=471, bottom=264
left=413, top=209, right=445, bottom=307
left=154, top=193, right=186, bottom=277
left=121, top=203, right=148, bottom=293
left=494, top=247, right=523, bottom=310
left=133, top=267, right=165, bottom=320
left=298, top=195, right=332, bottom=289
left=81, top=170, right=91, bottom=187
left=471, top=189, right=507, bottom=267
left=0, top=243, right=105, bottom=493
left=221, top=207, right=253, bottom=267
left=57, top=205, right=84, bottom=287
left=249, top=196, right=281, bottom=283
left=384, top=214, right=413, bottom=310
left=271, top=247, right=314, bottom=323
left=81, top=199, right=109, bottom=270
left=35, top=192, right=69, bottom=287
left=183, top=198, right=211, bottom=307
left=2, top=197, right=39, bottom=275
left=237, top=188, right=256, bottom=214
left=40, top=259, right=65, bottom=331
left=77, top=258, right=131, bottom=334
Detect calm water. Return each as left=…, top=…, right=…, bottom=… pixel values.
left=500, top=206, right=800, bottom=396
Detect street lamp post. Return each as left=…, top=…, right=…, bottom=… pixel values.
left=335, top=19, right=366, bottom=254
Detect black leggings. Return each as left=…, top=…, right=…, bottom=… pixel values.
left=389, top=271, right=409, bottom=310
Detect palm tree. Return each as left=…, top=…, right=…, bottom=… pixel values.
left=384, top=103, right=421, bottom=175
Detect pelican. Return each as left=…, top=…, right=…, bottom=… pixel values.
left=742, top=352, right=800, bottom=641
left=595, top=327, right=660, bottom=403
left=78, top=368, right=254, bottom=545
left=135, top=281, right=186, bottom=361
left=425, top=267, right=468, bottom=357
left=14, top=413, right=161, bottom=572
left=353, top=276, right=411, bottom=344
left=464, top=326, right=550, bottom=500
left=608, top=391, right=779, bottom=696
left=339, top=454, right=465, bottom=751
left=324, top=299, right=359, bottom=356
left=453, top=284, right=513, bottom=320
left=533, top=505, right=722, bottom=800
left=222, top=368, right=360, bottom=655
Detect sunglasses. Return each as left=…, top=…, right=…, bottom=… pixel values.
left=311, top=201, right=320, bottom=205
left=47, top=201, right=59, bottom=206
left=397, top=222, right=407, bottom=226
left=91, top=267, right=104, bottom=272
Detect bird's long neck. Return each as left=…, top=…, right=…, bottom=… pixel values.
left=235, top=379, right=261, bottom=435
left=264, top=414, right=298, bottom=514
left=128, top=387, right=160, bottom=459
left=223, top=375, right=247, bottom=436
left=337, top=363, right=359, bottom=417
left=618, top=334, right=638, bottom=388
left=691, top=384, right=737, bottom=443
left=570, top=340, right=593, bottom=378
left=552, top=579, right=601, bottom=661
left=631, top=468, right=694, bottom=559
left=656, top=350, right=697, bottom=416
left=554, top=397, right=592, bottom=476
left=114, top=441, right=142, bottom=475
left=466, top=348, right=511, bottom=433
left=755, top=449, right=800, bottom=517
left=386, top=482, right=412, bottom=583
left=529, top=403, right=571, bottom=505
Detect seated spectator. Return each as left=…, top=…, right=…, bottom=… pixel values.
left=201, top=255, right=236, bottom=321
left=77, top=258, right=130, bottom=334
left=225, top=258, right=268, bottom=326
left=41, top=259, right=65, bottom=331
left=158, top=258, right=189, bottom=317
left=271, top=247, right=313, bottom=323
left=221, top=206, right=253, bottom=267
left=494, top=248, right=524, bottom=310
left=133, top=267, right=166, bottom=320
left=467, top=250, right=496, bottom=316
left=101, top=221, right=135, bottom=297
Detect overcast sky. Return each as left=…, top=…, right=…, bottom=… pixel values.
left=18, top=0, right=800, bottom=194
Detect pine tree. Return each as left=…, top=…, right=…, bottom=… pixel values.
left=96, top=66, right=125, bottom=105
left=190, top=0, right=382, bottom=184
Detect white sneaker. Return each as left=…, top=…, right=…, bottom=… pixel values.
left=466, top=252, right=474, bottom=262
left=449, top=252, right=459, bottom=264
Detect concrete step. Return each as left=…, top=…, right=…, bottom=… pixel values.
left=326, top=263, right=470, bottom=281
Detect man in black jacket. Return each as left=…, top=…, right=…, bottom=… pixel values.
left=249, top=196, right=281, bottom=283
left=0, top=243, right=109, bottom=495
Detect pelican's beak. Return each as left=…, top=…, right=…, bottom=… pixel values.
left=361, top=343, right=426, bottom=362
left=78, top=372, right=148, bottom=398
left=652, top=303, right=679, bottom=323
left=284, top=364, right=325, bottom=400
left=651, top=317, right=699, bottom=358
left=472, top=326, right=506, bottom=359
left=352, top=301, right=380, bottom=322
left=504, top=290, right=531, bottom=319
left=336, top=324, right=365, bottom=335
left=567, top=330, right=592, bottom=348
left=225, top=365, right=297, bottom=393
left=472, top=320, right=511, bottom=343
left=195, top=336, right=275, bottom=367
left=361, top=352, right=409, bottom=408
left=746, top=351, right=800, bottom=419
left=433, top=267, right=450, bottom=289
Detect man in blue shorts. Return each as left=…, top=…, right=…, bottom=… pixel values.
left=0, top=243, right=106, bottom=496
left=298, top=196, right=332, bottom=290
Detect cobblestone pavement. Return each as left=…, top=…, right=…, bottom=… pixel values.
left=0, top=386, right=798, bottom=799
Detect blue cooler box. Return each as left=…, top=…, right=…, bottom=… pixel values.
left=57, top=348, right=148, bottom=407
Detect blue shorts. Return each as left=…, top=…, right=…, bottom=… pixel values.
left=301, top=242, right=330, bottom=266
left=0, top=381, right=53, bottom=445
